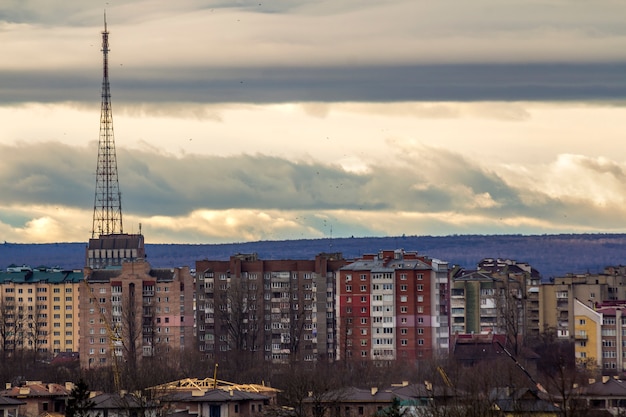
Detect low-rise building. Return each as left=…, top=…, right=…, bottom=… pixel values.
left=0, top=382, right=72, bottom=417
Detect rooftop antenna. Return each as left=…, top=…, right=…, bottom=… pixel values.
left=91, top=11, right=123, bottom=237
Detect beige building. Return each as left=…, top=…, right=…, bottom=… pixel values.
left=540, top=268, right=626, bottom=339
left=79, top=260, right=195, bottom=369
left=0, top=267, right=82, bottom=356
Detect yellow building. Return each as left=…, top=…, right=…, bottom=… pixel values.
left=0, top=266, right=82, bottom=356
left=573, top=298, right=602, bottom=369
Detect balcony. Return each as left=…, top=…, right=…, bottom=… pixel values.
left=574, top=332, right=588, bottom=340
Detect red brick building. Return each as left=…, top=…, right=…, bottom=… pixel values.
left=79, top=260, right=195, bottom=369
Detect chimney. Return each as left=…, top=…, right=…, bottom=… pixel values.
left=5, top=383, right=11, bottom=390
left=371, top=387, right=378, bottom=396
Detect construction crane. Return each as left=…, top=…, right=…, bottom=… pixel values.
left=437, top=366, right=453, bottom=388
left=82, top=278, right=122, bottom=391
left=495, top=340, right=546, bottom=393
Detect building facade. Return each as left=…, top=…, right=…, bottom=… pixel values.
left=79, top=261, right=195, bottom=369
left=337, top=249, right=449, bottom=362
left=573, top=298, right=602, bottom=369
left=195, top=253, right=349, bottom=364
left=540, top=267, right=626, bottom=340
left=450, top=258, right=541, bottom=342
left=0, top=267, right=82, bottom=356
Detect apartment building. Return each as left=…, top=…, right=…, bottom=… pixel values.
left=573, top=299, right=602, bottom=369
left=450, top=258, right=541, bottom=338
left=79, top=260, right=195, bottom=369
left=195, top=253, right=348, bottom=364
left=540, top=267, right=626, bottom=339
left=0, top=267, right=82, bottom=356
left=337, top=249, right=449, bottom=362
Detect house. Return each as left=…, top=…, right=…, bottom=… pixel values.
left=582, top=377, right=626, bottom=413
left=0, top=382, right=72, bottom=417
left=158, top=389, right=270, bottom=417
left=489, top=388, right=561, bottom=416
left=86, top=393, right=158, bottom=417
left=0, top=397, right=25, bottom=417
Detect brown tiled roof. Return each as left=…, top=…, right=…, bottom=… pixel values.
left=0, top=383, right=71, bottom=398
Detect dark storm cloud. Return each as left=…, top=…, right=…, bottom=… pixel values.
left=1, top=63, right=625, bottom=105
left=2, top=141, right=625, bottom=233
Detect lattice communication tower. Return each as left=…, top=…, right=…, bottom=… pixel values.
left=92, top=13, right=123, bottom=237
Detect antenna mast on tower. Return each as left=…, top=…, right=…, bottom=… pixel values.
left=92, top=12, right=123, bottom=237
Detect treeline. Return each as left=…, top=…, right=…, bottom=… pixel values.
left=3, top=233, right=626, bottom=278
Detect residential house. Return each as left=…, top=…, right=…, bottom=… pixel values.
left=0, top=382, right=72, bottom=417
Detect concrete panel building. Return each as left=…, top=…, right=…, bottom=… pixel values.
left=0, top=267, right=82, bottom=356
left=337, top=249, right=450, bottom=362
left=195, top=253, right=349, bottom=364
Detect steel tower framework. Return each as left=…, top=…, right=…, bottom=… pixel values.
left=92, top=13, right=123, bottom=237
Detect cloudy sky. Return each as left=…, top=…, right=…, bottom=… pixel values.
left=1, top=0, right=625, bottom=244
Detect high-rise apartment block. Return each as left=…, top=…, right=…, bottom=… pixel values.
left=195, top=253, right=349, bottom=363
left=450, top=259, right=542, bottom=340
left=0, top=267, right=82, bottom=356
left=540, top=267, right=626, bottom=340
left=337, top=249, right=450, bottom=362
left=79, top=261, right=195, bottom=369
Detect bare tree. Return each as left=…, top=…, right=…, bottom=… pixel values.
left=536, top=341, right=590, bottom=417
left=120, top=284, right=143, bottom=390
left=0, top=298, right=16, bottom=359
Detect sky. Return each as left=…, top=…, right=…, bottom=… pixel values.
left=1, top=0, right=626, bottom=244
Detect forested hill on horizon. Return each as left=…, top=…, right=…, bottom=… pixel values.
left=2, top=234, right=626, bottom=279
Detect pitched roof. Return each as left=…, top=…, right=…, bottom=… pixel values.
left=0, top=383, right=71, bottom=398
left=0, top=396, right=26, bottom=406
left=583, top=378, right=626, bottom=396
left=162, top=389, right=268, bottom=403
left=90, top=393, right=149, bottom=409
